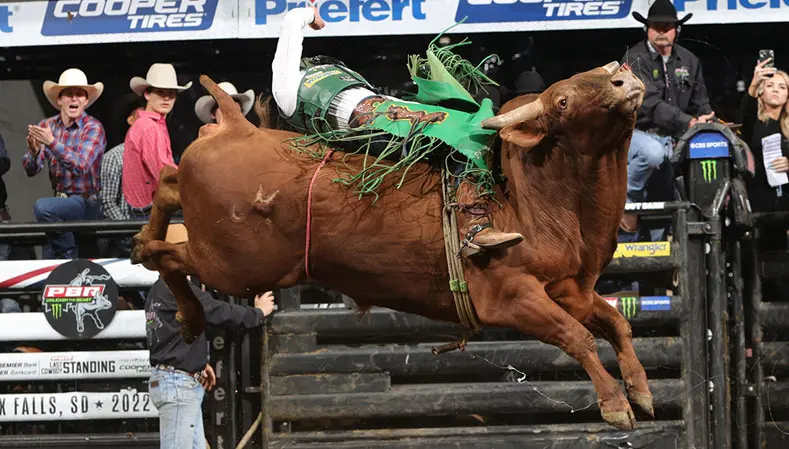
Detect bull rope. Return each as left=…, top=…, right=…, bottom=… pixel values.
left=433, top=171, right=482, bottom=355
left=304, top=149, right=335, bottom=280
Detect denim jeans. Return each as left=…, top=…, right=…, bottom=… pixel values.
left=148, top=369, right=205, bottom=449
left=620, top=129, right=674, bottom=243
left=33, top=195, right=101, bottom=259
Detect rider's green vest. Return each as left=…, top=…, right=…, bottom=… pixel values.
left=282, top=64, right=376, bottom=135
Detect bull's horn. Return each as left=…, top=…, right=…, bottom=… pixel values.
left=481, top=99, right=544, bottom=130
left=603, top=61, right=620, bottom=74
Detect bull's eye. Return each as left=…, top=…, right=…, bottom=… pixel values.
left=558, top=98, right=568, bottom=110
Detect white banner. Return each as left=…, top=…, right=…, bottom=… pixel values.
left=0, top=389, right=157, bottom=422
left=0, top=310, right=145, bottom=341
left=0, top=350, right=150, bottom=381
left=0, top=258, right=159, bottom=290
left=2, top=0, right=789, bottom=48
left=0, top=0, right=239, bottom=47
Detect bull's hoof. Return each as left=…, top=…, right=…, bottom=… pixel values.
left=130, top=231, right=148, bottom=265
left=601, top=405, right=637, bottom=430
left=628, top=391, right=655, bottom=419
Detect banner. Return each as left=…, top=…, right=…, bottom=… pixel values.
left=2, top=1, right=789, bottom=48
left=0, top=389, right=156, bottom=422
left=0, top=258, right=159, bottom=290
left=0, top=0, right=239, bottom=47
left=0, top=350, right=150, bottom=381
left=0, top=310, right=145, bottom=342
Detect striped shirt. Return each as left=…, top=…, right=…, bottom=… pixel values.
left=100, top=143, right=132, bottom=221
left=122, top=111, right=176, bottom=209
left=22, top=113, right=106, bottom=195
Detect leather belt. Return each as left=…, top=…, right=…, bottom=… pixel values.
left=153, top=364, right=203, bottom=382
left=55, top=192, right=94, bottom=199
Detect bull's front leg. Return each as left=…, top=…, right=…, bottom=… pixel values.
left=145, top=240, right=204, bottom=342
left=550, top=283, right=654, bottom=418
left=478, top=275, right=637, bottom=430
left=131, top=165, right=182, bottom=268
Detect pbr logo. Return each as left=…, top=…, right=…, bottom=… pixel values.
left=41, top=0, right=218, bottom=36
left=456, top=0, right=632, bottom=23
left=41, top=260, right=118, bottom=339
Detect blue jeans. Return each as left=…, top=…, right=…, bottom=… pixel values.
left=621, top=129, right=673, bottom=243
left=33, top=195, right=101, bottom=259
left=148, top=369, right=205, bottom=449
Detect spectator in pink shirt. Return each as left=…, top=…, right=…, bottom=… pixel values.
left=122, top=63, right=191, bottom=219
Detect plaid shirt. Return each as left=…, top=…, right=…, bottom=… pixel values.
left=100, top=143, right=132, bottom=220
left=22, top=113, right=106, bottom=195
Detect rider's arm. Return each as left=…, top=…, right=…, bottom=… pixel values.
left=271, top=7, right=316, bottom=117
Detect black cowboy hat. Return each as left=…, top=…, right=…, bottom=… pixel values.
left=632, top=0, right=692, bottom=25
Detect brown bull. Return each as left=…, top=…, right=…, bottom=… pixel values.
left=132, top=61, right=649, bottom=430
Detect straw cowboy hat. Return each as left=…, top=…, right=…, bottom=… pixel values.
left=42, top=68, right=104, bottom=109
left=130, top=63, right=192, bottom=96
left=633, top=0, right=692, bottom=25
left=165, top=224, right=188, bottom=244
left=194, top=81, right=255, bottom=124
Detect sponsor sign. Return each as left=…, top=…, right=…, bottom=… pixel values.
left=41, top=0, right=220, bottom=36
left=0, top=390, right=156, bottom=422
left=0, top=350, right=150, bottom=381
left=620, top=296, right=638, bottom=319
left=0, top=4, right=15, bottom=33
left=455, top=0, right=632, bottom=23
left=613, top=241, right=671, bottom=258
left=4, top=1, right=789, bottom=47
left=700, top=159, right=718, bottom=183
left=604, top=297, right=618, bottom=309
left=624, top=201, right=665, bottom=211
left=41, top=259, right=119, bottom=339
left=688, top=131, right=730, bottom=160
left=641, top=295, right=671, bottom=311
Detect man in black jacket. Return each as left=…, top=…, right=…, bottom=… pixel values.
left=620, top=0, right=715, bottom=238
left=144, top=225, right=275, bottom=449
left=0, top=133, right=10, bottom=261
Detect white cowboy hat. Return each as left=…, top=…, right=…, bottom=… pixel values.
left=194, top=81, right=255, bottom=124
left=130, top=63, right=192, bottom=96
left=42, top=68, right=104, bottom=109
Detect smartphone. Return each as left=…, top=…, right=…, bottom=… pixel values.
left=759, top=49, right=775, bottom=68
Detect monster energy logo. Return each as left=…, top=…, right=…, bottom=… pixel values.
left=701, top=160, right=717, bottom=183
left=620, top=297, right=638, bottom=320
left=51, top=303, right=62, bottom=319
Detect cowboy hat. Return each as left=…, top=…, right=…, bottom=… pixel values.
left=130, top=63, right=192, bottom=96
left=42, top=68, right=104, bottom=109
left=633, top=0, right=692, bottom=25
left=165, top=224, right=188, bottom=244
left=194, top=81, right=255, bottom=124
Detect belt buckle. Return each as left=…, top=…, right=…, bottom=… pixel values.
left=55, top=192, right=67, bottom=199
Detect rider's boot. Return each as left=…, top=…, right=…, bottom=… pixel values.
left=456, top=178, right=524, bottom=257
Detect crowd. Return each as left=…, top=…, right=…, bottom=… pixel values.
left=2, top=0, right=789, bottom=447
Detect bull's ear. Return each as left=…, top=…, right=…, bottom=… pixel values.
left=500, top=122, right=545, bottom=149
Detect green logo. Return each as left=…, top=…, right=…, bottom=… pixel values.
left=701, top=160, right=717, bottom=183
left=621, top=297, right=638, bottom=320
left=51, top=303, right=62, bottom=319
left=652, top=68, right=659, bottom=80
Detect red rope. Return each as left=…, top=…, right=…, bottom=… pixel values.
left=305, top=149, right=334, bottom=280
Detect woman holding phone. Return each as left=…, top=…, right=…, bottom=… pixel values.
left=740, top=56, right=789, bottom=214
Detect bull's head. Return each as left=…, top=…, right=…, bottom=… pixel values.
left=482, top=62, right=644, bottom=154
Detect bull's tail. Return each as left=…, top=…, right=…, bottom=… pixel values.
left=199, top=75, right=257, bottom=135
left=254, top=94, right=275, bottom=130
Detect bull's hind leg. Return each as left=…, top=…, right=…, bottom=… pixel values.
left=483, top=276, right=636, bottom=430
left=131, top=166, right=182, bottom=266
left=143, top=240, right=205, bottom=342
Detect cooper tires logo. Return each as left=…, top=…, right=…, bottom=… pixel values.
left=41, top=260, right=118, bottom=339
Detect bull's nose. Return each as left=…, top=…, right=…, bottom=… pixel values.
left=610, top=72, right=643, bottom=93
